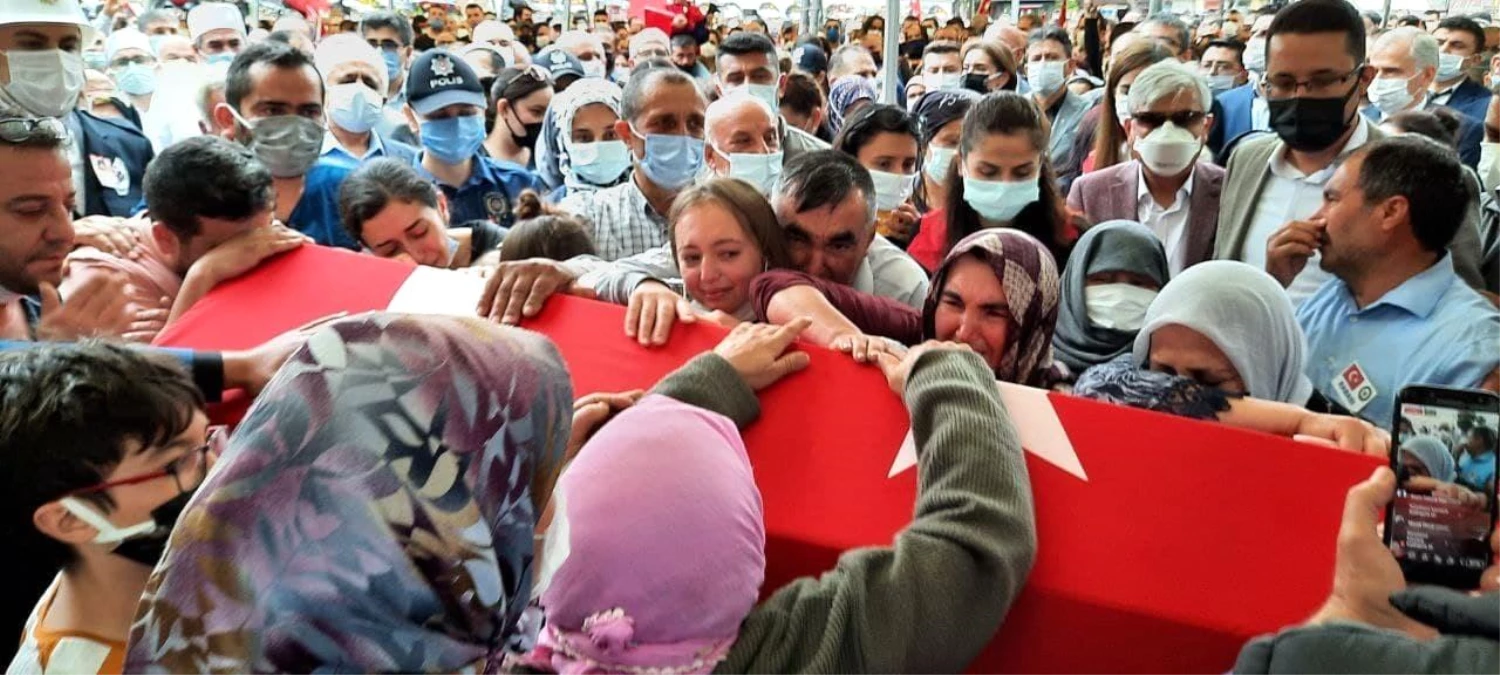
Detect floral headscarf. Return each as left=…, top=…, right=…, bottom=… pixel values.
left=923, top=229, right=1062, bottom=386
left=125, top=313, right=573, bottom=673
left=827, top=76, right=878, bottom=136
left=535, top=78, right=625, bottom=192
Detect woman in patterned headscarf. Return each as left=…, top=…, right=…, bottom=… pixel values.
left=826, top=76, right=878, bottom=137
left=750, top=229, right=1063, bottom=387
left=125, top=313, right=574, bottom=673
left=534, top=78, right=629, bottom=197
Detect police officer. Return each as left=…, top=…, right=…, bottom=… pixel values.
left=405, top=49, right=542, bottom=228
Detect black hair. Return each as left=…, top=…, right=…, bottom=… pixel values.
left=225, top=40, right=323, bottom=112
left=1469, top=426, right=1497, bottom=453
left=1385, top=108, right=1464, bottom=149
left=671, top=32, right=700, bottom=49
left=1140, top=13, right=1191, bottom=54
left=0, top=342, right=203, bottom=642
left=1396, top=15, right=1422, bottom=28
left=718, top=31, right=777, bottom=65
left=339, top=158, right=443, bottom=243
left=502, top=194, right=598, bottom=261
left=1027, top=26, right=1073, bottom=57
left=620, top=58, right=699, bottom=122
left=833, top=103, right=918, bottom=158
left=947, top=92, right=1068, bottom=262
left=773, top=150, right=877, bottom=233
left=266, top=29, right=305, bottom=47
left=360, top=10, right=415, bottom=47
left=491, top=65, right=551, bottom=104
left=1354, top=135, right=1471, bottom=253
left=1266, top=0, right=1366, bottom=69
left=145, top=136, right=274, bottom=241
left=1436, top=16, right=1487, bottom=51
left=1205, top=38, right=1246, bottom=67
left=862, top=15, right=885, bottom=33
left=1361, top=10, right=1382, bottom=28
left=781, top=71, right=824, bottom=117
left=922, top=39, right=962, bottom=58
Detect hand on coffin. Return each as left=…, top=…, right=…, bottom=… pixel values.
left=712, top=317, right=812, bottom=391
left=478, top=258, right=579, bottom=325
left=871, top=341, right=973, bottom=395
left=626, top=281, right=695, bottom=347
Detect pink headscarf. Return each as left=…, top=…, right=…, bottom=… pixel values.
left=527, top=394, right=766, bottom=674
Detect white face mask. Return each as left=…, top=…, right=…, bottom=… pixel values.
left=1436, top=52, right=1466, bottom=82
left=928, top=71, right=962, bottom=91
left=726, top=82, right=779, bottom=111
left=1084, top=283, right=1157, bottom=331
left=1, top=49, right=85, bottom=117
left=581, top=58, right=607, bottom=79
left=1206, top=74, right=1238, bottom=93
left=1369, top=75, right=1417, bottom=116
left=326, top=82, right=385, bottom=134
left=715, top=146, right=783, bottom=195
left=869, top=168, right=916, bottom=211
left=1114, top=93, right=1132, bottom=126
left=1134, top=120, right=1203, bottom=176
left=1243, top=38, right=1266, bottom=72
left=1479, top=141, right=1498, bottom=192
left=925, top=145, right=956, bottom=182
left=1026, top=60, right=1067, bottom=96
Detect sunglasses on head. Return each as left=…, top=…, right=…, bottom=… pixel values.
left=1130, top=110, right=1205, bottom=128
left=0, top=117, right=66, bottom=144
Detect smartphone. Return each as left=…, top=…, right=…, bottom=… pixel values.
left=1384, top=385, right=1499, bottom=589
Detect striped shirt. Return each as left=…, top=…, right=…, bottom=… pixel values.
left=558, top=179, right=669, bottom=261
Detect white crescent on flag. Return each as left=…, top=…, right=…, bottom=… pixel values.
left=889, top=381, right=1088, bottom=481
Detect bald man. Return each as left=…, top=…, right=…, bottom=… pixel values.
left=703, top=92, right=782, bottom=194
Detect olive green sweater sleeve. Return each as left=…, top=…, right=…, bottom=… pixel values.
left=650, top=353, right=762, bottom=429
left=716, top=349, right=1038, bottom=674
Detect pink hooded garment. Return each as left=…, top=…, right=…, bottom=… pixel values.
left=526, top=394, right=766, bottom=674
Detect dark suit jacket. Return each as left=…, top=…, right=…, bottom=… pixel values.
left=1440, top=78, right=1494, bottom=127
left=69, top=107, right=154, bottom=218
left=1361, top=99, right=1483, bottom=168
left=1215, top=82, right=1260, bottom=151
left=1065, top=159, right=1224, bottom=269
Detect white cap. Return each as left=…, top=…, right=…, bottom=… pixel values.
left=105, top=28, right=153, bottom=61
left=188, top=2, right=247, bottom=42
left=629, top=27, right=669, bottom=57
left=0, top=0, right=96, bottom=43
left=314, top=33, right=389, bottom=94
left=472, top=19, right=514, bottom=45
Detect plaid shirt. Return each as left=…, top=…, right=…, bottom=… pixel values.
left=558, top=179, right=669, bottom=261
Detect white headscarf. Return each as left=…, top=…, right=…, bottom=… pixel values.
left=1403, top=435, right=1457, bottom=482
left=538, top=77, right=624, bottom=192
left=1131, top=261, right=1314, bottom=404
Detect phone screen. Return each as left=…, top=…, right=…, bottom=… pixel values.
left=1388, top=399, right=1498, bottom=584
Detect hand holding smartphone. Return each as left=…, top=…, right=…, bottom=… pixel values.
left=1384, top=386, right=1500, bottom=589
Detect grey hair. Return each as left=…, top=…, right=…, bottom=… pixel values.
left=620, top=59, right=703, bottom=123
left=1128, top=60, right=1213, bottom=114
left=1376, top=26, right=1439, bottom=72
left=197, top=65, right=228, bottom=127
left=772, top=149, right=877, bottom=234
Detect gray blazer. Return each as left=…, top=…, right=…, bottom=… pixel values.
left=1066, top=159, right=1225, bottom=270
left=1213, top=125, right=1487, bottom=290
left=1045, top=88, right=1103, bottom=171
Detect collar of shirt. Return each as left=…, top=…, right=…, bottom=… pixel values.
left=1268, top=114, right=1370, bottom=182
left=1432, top=82, right=1459, bottom=99
left=414, top=152, right=493, bottom=190
left=321, top=130, right=386, bottom=161
left=1135, top=162, right=1196, bottom=207
left=1347, top=252, right=1457, bottom=318
left=625, top=177, right=667, bottom=228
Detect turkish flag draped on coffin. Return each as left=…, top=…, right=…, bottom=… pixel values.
left=156, top=246, right=1382, bottom=673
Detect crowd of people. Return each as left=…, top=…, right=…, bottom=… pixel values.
left=0, top=0, right=1498, bottom=672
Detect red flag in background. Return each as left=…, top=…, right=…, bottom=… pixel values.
left=976, top=0, right=992, bottom=20
left=1057, top=2, right=1067, bottom=26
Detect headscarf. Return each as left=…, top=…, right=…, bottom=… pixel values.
left=923, top=229, right=1061, bottom=387
left=1403, top=435, right=1458, bottom=483
left=912, top=88, right=980, bottom=145
left=552, top=78, right=627, bottom=192
left=1052, top=220, right=1170, bottom=373
left=126, top=314, right=573, bottom=673
left=1131, top=261, right=1314, bottom=404
left=524, top=395, right=765, bottom=674
left=827, top=76, right=878, bottom=136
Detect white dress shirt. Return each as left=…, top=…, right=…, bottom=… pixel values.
left=1136, top=166, right=1195, bottom=275
left=1241, top=116, right=1370, bottom=306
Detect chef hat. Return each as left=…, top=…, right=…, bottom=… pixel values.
left=188, top=2, right=247, bottom=42
left=105, top=28, right=153, bottom=61
left=314, top=33, right=389, bottom=94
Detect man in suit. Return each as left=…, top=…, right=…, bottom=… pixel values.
left=1024, top=26, right=1102, bottom=172
left=1213, top=0, right=1486, bottom=306
left=1068, top=60, right=1224, bottom=275
left=1213, top=9, right=1277, bottom=153
left=1430, top=16, right=1493, bottom=127
left=1361, top=27, right=1482, bottom=168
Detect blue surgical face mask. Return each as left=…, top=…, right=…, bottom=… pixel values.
left=962, top=173, right=1040, bottom=222
left=205, top=52, right=236, bottom=67
left=714, top=145, right=783, bottom=195
left=115, top=63, right=158, bottom=96
left=421, top=114, right=487, bottom=165
left=567, top=139, right=632, bottom=186
left=630, top=124, right=704, bottom=191
left=382, top=50, right=402, bottom=84
left=725, top=82, right=779, bottom=111
left=327, top=82, right=384, bottom=134
left=925, top=145, right=956, bottom=183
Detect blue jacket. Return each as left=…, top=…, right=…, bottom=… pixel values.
left=69, top=107, right=154, bottom=218
left=1215, top=82, right=1261, bottom=154
left=1440, top=78, right=1494, bottom=128
left=289, top=159, right=359, bottom=250
left=412, top=153, right=544, bottom=229
left=1361, top=100, right=1483, bottom=168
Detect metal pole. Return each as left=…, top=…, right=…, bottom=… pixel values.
left=1010, top=0, right=1020, bottom=25
left=1382, top=0, right=1393, bottom=28
left=882, top=0, right=899, bottom=104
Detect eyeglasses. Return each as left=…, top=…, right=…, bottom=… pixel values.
left=1260, top=66, right=1364, bottom=99
left=64, top=426, right=226, bottom=497
left=1131, top=110, right=1207, bottom=128
left=0, top=117, right=66, bottom=144
left=367, top=38, right=403, bottom=52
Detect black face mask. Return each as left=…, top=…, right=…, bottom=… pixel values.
left=110, top=489, right=194, bottom=567
left=962, top=72, right=990, bottom=94
left=1266, top=80, right=1359, bottom=153
left=508, top=107, right=542, bottom=150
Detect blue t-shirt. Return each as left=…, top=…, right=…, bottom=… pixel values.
left=288, top=158, right=358, bottom=250
left=1457, top=451, right=1496, bottom=493
left=413, top=153, right=544, bottom=229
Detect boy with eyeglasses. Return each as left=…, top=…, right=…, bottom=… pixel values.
left=1, top=342, right=221, bottom=674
